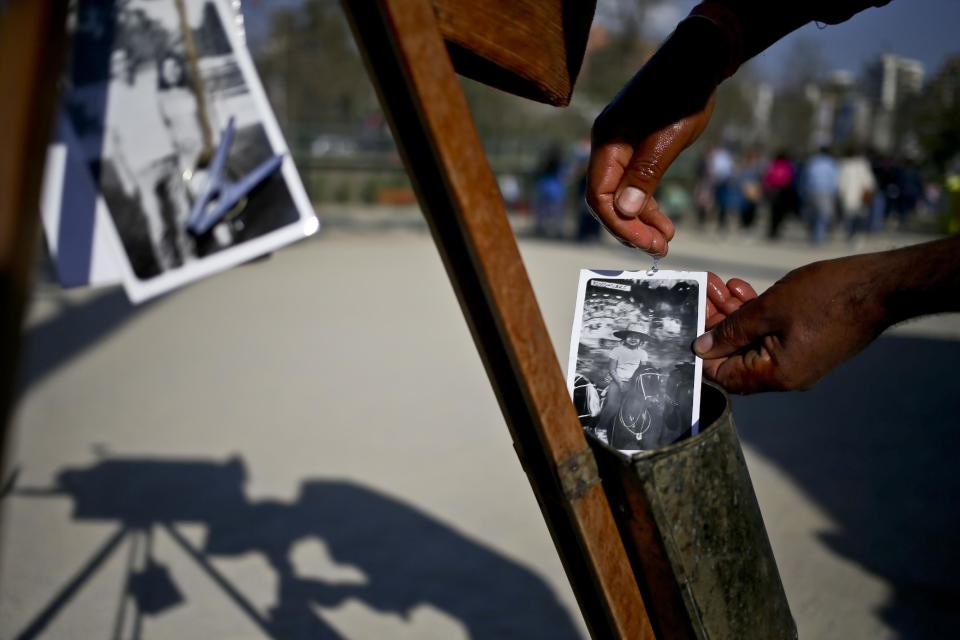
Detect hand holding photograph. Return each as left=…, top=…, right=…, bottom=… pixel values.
left=567, top=269, right=707, bottom=454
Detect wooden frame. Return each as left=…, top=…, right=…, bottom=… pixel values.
left=433, top=0, right=595, bottom=106
left=341, top=1, right=654, bottom=637
left=0, top=1, right=69, bottom=471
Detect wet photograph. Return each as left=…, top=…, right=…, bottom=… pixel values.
left=568, top=270, right=706, bottom=453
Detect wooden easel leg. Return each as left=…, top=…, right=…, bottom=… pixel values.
left=0, top=2, right=69, bottom=474
left=341, top=1, right=654, bottom=637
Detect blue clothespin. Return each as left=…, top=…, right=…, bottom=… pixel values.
left=186, top=116, right=283, bottom=236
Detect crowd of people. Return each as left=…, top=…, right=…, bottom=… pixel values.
left=694, top=144, right=931, bottom=245
left=511, top=141, right=941, bottom=247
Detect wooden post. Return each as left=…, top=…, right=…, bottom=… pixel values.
left=0, top=1, right=69, bottom=469
left=341, top=1, right=654, bottom=637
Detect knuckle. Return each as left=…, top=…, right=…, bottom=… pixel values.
left=725, top=370, right=752, bottom=395
left=626, top=159, right=661, bottom=183
left=713, top=318, right=742, bottom=346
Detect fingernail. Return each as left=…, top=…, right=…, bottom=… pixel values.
left=617, top=187, right=646, bottom=215
left=694, top=332, right=713, bottom=355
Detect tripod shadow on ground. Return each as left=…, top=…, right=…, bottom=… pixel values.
left=16, top=456, right=580, bottom=640
left=733, top=334, right=960, bottom=639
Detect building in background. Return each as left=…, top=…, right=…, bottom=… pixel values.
left=792, top=54, right=925, bottom=155
left=864, top=54, right=925, bottom=152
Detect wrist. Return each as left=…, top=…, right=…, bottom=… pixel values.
left=687, top=2, right=817, bottom=76
left=685, top=4, right=743, bottom=80
left=879, top=237, right=960, bottom=325
left=596, top=18, right=722, bottom=138
left=661, top=16, right=729, bottom=87
left=855, top=252, right=905, bottom=332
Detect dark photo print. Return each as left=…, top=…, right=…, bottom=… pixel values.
left=567, top=270, right=706, bottom=454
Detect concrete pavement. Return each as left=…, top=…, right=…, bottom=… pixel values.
left=1, top=211, right=958, bottom=638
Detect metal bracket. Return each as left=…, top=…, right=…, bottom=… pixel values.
left=557, top=448, right=601, bottom=501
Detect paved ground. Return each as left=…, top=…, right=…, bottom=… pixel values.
left=2, top=208, right=958, bottom=639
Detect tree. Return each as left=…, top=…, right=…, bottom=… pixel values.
left=763, top=37, right=828, bottom=153
left=252, top=0, right=379, bottom=144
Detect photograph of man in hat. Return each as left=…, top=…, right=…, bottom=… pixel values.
left=596, top=323, right=651, bottom=437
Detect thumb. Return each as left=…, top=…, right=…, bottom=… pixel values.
left=693, top=299, right=771, bottom=359
left=614, top=146, right=668, bottom=218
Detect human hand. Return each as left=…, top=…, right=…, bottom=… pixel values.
left=587, top=89, right=714, bottom=257
left=586, top=19, right=722, bottom=259
left=695, top=256, right=891, bottom=393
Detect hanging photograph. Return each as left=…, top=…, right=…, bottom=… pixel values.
left=61, top=0, right=317, bottom=302
left=566, top=269, right=707, bottom=454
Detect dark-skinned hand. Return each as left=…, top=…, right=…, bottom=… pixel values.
left=588, top=93, right=714, bottom=258
left=587, top=17, right=723, bottom=257
left=695, top=255, right=892, bottom=394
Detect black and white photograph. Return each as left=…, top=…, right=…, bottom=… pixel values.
left=567, top=269, right=707, bottom=454
left=62, top=0, right=317, bottom=302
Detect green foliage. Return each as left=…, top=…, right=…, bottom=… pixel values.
left=308, top=174, right=326, bottom=202
left=332, top=181, right=352, bottom=203
left=360, top=176, right=380, bottom=204
left=577, top=23, right=649, bottom=104
left=253, top=0, right=378, bottom=134
left=460, top=79, right=591, bottom=149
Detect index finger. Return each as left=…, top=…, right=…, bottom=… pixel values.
left=709, top=347, right=776, bottom=394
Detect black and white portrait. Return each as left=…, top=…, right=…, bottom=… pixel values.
left=61, top=0, right=316, bottom=302
left=567, top=270, right=707, bottom=454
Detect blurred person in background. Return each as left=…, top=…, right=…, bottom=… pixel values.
left=896, top=157, right=923, bottom=228
left=693, top=151, right=714, bottom=227
left=803, top=147, right=840, bottom=244
left=570, top=138, right=602, bottom=242
left=736, top=147, right=764, bottom=233
left=837, top=146, right=877, bottom=246
left=871, top=153, right=900, bottom=230
left=532, top=145, right=566, bottom=238
left=575, top=169, right=602, bottom=242
left=706, top=144, right=736, bottom=231
left=497, top=173, right=522, bottom=211
left=763, top=151, right=798, bottom=240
